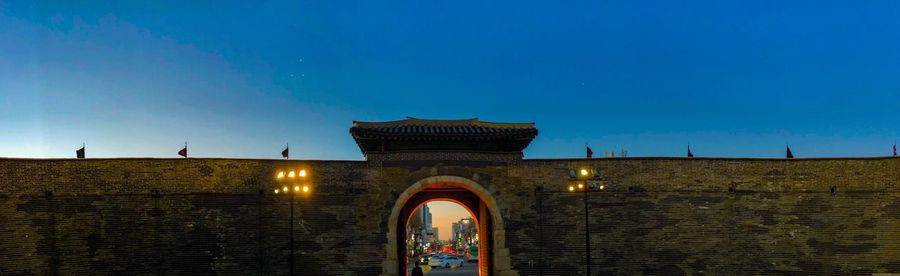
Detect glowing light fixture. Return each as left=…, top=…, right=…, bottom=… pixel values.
left=288, top=171, right=296, bottom=178
left=302, top=185, right=310, bottom=193
left=277, top=171, right=285, bottom=178
left=294, top=186, right=300, bottom=192
left=274, top=189, right=279, bottom=194
left=599, top=185, right=605, bottom=190
left=577, top=183, right=584, bottom=189
left=568, top=185, right=575, bottom=192
left=282, top=186, right=288, bottom=192
left=580, top=169, right=589, bottom=176
left=299, top=169, right=307, bottom=177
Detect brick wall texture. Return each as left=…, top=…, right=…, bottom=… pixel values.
left=1, top=156, right=899, bottom=275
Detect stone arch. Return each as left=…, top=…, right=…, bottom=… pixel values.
left=383, top=175, right=515, bottom=276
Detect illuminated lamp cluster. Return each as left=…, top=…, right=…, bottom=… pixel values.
left=274, top=169, right=311, bottom=194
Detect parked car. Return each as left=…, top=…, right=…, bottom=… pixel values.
left=427, top=255, right=445, bottom=267
left=444, top=256, right=464, bottom=267
left=429, top=255, right=464, bottom=268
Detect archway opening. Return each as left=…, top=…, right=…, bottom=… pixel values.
left=396, top=181, right=494, bottom=276
left=405, top=200, right=480, bottom=275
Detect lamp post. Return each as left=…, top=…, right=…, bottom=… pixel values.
left=568, top=168, right=602, bottom=275
left=275, top=169, right=310, bottom=276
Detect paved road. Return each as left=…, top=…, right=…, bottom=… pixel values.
left=408, top=263, right=477, bottom=275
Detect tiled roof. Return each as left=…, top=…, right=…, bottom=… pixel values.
left=349, top=117, right=538, bottom=154
left=350, top=117, right=537, bottom=140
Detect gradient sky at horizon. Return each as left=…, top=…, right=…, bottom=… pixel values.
left=417, top=201, right=472, bottom=241
left=2, top=1, right=900, bottom=161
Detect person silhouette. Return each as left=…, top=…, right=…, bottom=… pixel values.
left=411, top=260, right=424, bottom=276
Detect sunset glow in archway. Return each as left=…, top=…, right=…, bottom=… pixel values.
left=386, top=176, right=513, bottom=276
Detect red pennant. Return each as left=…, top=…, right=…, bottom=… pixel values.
left=178, top=147, right=187, bottom=158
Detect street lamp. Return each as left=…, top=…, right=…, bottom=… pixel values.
left=568, top=167, right=602, bottom=275
left=275, top=168, right=311, bottom=276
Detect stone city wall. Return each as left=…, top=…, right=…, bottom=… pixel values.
left=1, top=157, right=898, bottom=275
left=511, top=157, right=900, bottom=275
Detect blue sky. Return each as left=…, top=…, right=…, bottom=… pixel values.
left=2, top=1, right=899, bottom=160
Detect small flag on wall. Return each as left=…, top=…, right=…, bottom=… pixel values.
left=178, top=142, right=187, bottom=158
left=76, top=143, right=85, bottom=159
left=786, top=146, right=794, bottom=159
left=282, top=144, right=289, bottom=159
left=687, top=144, right=694, bottom=158
left=586, top=145, right=593, bottom=159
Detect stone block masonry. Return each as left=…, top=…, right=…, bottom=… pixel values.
left=1, top=157, right=899, bottom=275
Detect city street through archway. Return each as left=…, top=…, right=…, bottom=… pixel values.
left=385, top=176, right=513, bottom=276
left=405, top=200, right=479, bottom=276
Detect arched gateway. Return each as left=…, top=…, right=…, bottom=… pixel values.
left=350, top=117, right=537, bottom=276
left=387, top=176, right=506, bottom=276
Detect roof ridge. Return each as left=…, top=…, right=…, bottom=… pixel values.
left=352, top=117, right=535, bottom=128
left=406, top=117, right=480, bottom=125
